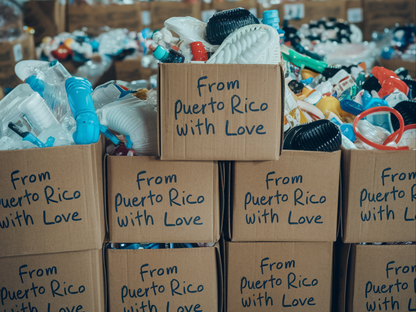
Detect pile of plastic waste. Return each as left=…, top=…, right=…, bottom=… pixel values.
left=376, top=25, right=416, bottom=61
left=1, top=8, right=415, bottom=155
left=0, top=59, right=158, bottom=155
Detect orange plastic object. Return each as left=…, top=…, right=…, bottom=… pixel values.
left=372, top=66, right=409, bottom=98
left=190, top=41, right=208, bottom=62
left=353, top=106, right=408, bottom=150
left=51, top=43, right=72, bottom=61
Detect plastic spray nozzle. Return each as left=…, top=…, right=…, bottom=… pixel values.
left=280, top=45, right=328, bottom=73
left=65, top=77, right=100, bottom=144
left=8, top=122, right=54, bottom=148
left=99, top=124, right=120, bottom=146
left=25, top=75, right=44, bottom=97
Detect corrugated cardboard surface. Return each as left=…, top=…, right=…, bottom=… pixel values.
left=0, top=140, right=105, bottom=258
left=0, top=33, right=35, bottom=89
left=107, top=246, right=221, bottom=311
left=0, top=249, right=105, bottom=310
left=226, top=241, right=333, bottom=312
left=23, top=0, right=66, bottom=45
left=67, top=3, right=142, bottom=33
left=363, top=0, right=416, bottom=41
left=107, top=156, right=220, bottom=243
left=231, top=150, right=340, bottom=242
left=159, top=64, right=284, bottom=161
left=115, top=56, right=158, bottom=83
left=342, top=244, right=416, bottom=312
left=342, top=149, right=416, bottom=243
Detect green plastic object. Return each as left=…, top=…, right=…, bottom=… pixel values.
left=281, top=45, right=328, bottom=73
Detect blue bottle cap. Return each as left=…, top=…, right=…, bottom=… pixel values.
left=153, top=46, right=169, bottom=62
left=263, top=10, right=279, bottom=20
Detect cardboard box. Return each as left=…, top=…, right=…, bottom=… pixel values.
left=379, top=58, right=416, bottom=80
left=115, top=56, right=158, bottom=83
left=0, top=249, right=105, bottom=311
left=107, top=245, right=223, bottom=312
left=23, top=0, right=66, bottom=46
left=341, top=149, right=416, bottom=243
left=150, top=2, right=201, bottom=30
left=0, top=33, right=35, bottom=90
left=107, top=156, right=221, bottom=243
left=0, top=140, right=105, bottom=258
left=228, top=150, right=340, bottom=242
left=67, top=3, right=142, bottom=33
left=226, top=241, right=333, bottom=312
left=158, top=64, right=284, bottom=161
left=338, top=243, right=416, bottom=312
left=363, top=0, right=416, bottom=41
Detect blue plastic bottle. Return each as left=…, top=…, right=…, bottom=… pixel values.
left=65, top=77, right=100, bottom=144
left=153, top=46, right=185, bottom=63
left=262, top=10, right=285, bottom=43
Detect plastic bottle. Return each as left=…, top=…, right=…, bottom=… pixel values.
left=153, top=46, right=185, bottom=63
left=190, top=41, right=208, bottom=62
left=262, top=10, right=285, bottom=43
left=65, top=77, right=100, bottom=144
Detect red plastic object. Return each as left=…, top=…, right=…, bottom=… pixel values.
left=372, top=66, right=409, bottom=98
left=51, top=43, right=72, bottom=61
left=383, top=124, right=416, bottom=146
left=190, top=41, right=208, bottom=62
left=353, top=106, right=409, bottom=150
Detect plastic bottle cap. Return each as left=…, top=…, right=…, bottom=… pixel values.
left=153, top=46, right=168, bottom=61
left=263, top=10, right=279, bottom=20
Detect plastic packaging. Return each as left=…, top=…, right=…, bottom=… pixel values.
left=281, top=45, right=328, bottom=73
left=206, top=24, right=280, bottom=64
left=372, top=66, right=409, bottom=98
left=97, top=97, right=158, bottom=155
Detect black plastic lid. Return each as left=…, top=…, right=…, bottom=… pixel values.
left=205, top=8, right=259, bottom=45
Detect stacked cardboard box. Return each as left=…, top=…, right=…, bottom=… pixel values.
left=0, top=140, right=106, bottom=310
left=224, top=150, right=340, bottom=311
left=106, top=156, right=223, bottom=310
left=337, top=149, right=416, bottom=311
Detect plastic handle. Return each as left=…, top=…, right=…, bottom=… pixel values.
left=353, top=106, right=408, bottom=150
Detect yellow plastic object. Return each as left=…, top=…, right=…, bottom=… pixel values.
left=63, top=38, right=74, bottom=48
left=316, top=96, right=356, bottom=123
left=295, top=87, right=315, bottom=101
left=301, top=68, right=320, bottom=80
left=284, top=107, right=309, bottom=131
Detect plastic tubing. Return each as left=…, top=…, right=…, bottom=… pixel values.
left=353, top=106, right=408, bottom=150
left=383, top=124, right=416, bottom=146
